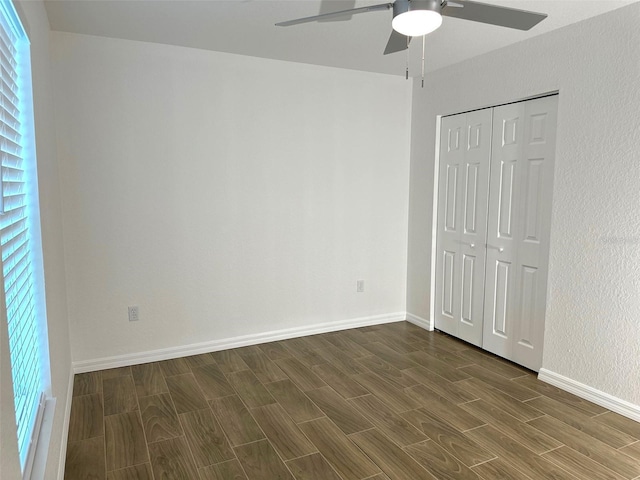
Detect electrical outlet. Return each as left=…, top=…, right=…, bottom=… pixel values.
left=357, top=280, right=365, bottom=293
left=128, top=306, right=139, bottom=322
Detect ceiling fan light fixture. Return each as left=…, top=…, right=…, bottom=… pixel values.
left=392, top=0, right=442, bottom=37
left=392, top=10, right=442, bottom=36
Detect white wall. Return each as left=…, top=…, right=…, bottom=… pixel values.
left=407, top=3, right=640, bottom=406
left=51, top=33, right=412, bottom=364
left=1, top=1, right=72, bottom=478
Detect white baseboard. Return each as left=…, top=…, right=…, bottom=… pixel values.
left=57, top=367, right=74, bottom=480
left=405, top=312, right=433, bottom=331
left=73, top=312, right=407, bottom=373
left=538, top=368, right=640, bottom=423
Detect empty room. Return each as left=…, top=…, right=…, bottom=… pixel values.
left=0, top=0, right=639, bottom=478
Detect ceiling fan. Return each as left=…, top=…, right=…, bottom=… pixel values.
left=276, top=0, right=547, bottom=55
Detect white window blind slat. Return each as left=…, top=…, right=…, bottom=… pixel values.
left=0, top=101, right=20, bottom=128
left=2, top=164, right=24, bottom=179
left=0, top=21, right=17, bottom=55
left=3, top=244, right=30, bottom=283
left=1, top=217, right=27, bottom=241
left=2, top=195, right=25, bottom=212
left=0, top=90, right=20, bottom=116
left=6, top=255, right=31, bottom=303
left=0, top=119, right=21, bottom=139
left=0, top=59, right=19, bottom=85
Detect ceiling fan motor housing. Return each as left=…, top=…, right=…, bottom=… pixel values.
left=393, top=0, right=441, bottom=17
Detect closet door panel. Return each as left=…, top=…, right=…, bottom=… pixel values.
left=435, top=109, right=491, bottom=347
left=435, top=115, right=466, bottom=337
left=483, top=96, right=557, bottom=371
left=512, top=96, right=558, bottom=370
left=483, top=102, right=524, bottom=359
left=457, top=109, right=492, bottom=346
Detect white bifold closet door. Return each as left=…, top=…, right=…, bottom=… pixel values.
left=434, top=108, right=492, bottom=347
left=435, top=95, right=558, bottom=371
left=482, top=96, right=558, bottom=371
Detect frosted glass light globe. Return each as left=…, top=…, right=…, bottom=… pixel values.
left=392, top=10, right=442, bottom=36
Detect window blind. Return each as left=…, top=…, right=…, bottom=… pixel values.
left=0, top=0, right=43, bottom=472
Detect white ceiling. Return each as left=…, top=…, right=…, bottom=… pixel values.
left=44, top=0, right=635, bottom=76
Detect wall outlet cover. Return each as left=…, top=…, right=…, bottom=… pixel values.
left=128, top=306, right=139, bottom=322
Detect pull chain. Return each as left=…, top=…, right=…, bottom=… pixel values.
left=405, top=35, right=410, bottom=80
left=421, top=34, right=426, bottom=88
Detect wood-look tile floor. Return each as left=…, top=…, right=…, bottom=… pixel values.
left=65, top=322, right=640, bottom=480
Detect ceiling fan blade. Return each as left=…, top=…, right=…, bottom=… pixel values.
left=442, top=0, right=547, bottom=31
left=383, top=30, right=411, bottom=55
left=318, top=0, right=356, bottom=22
left=276, top=3, right=391, bottom=27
